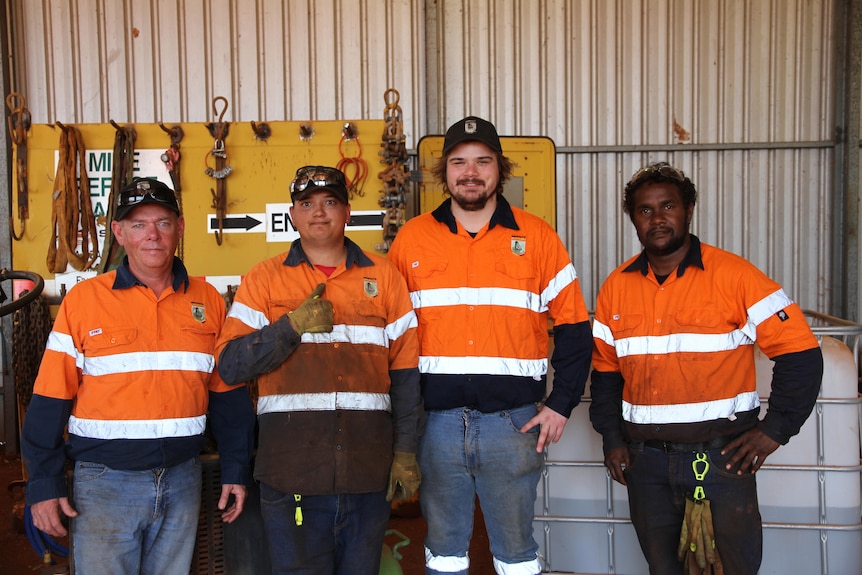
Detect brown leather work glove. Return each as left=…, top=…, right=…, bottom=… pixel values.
left=385, top=451, right=421, bottom=502
left=288, top=283, right=334, bottom=334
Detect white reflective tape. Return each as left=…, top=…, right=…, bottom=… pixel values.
left=425, top=547, right=470, bottom=572
left=83, top=351, right=215, bottom=376
left=46, top=331, right=83, bottom=368
left=541, top=262, right=578, bottom=310
left=622, top=391, right=760, bottom=424
left=68, top=414, right=206, bottom=440
left=592, top=319, right=614, bottom=347
left=257, top=392, right=392, bottom=414
left=411, top=286, right=543, bottom=313
left=419, top=355, right=547, bottom=379
left=227, top=301, right=271, bottom=330
left=301, top=324, right=387, bottom=347
left=493, top=555, right=542, bottom=575
left=614, top=330, right=753, bottom=358
left=748, top=289, right=793, bottom=325
left=386, top=309, right=418, bottom=341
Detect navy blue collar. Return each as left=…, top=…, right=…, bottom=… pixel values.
left=112, top=256, right=190, bottom=293
left=284, top=237, right=374, bottom=269
left=624, top=235, right=704, bottom=278
left=431, top=194, right=520, bottom=234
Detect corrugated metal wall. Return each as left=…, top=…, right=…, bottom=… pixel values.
left=7, top=0, right=841, bottom=313
left=427, top=0, right=836, bottom=313
left=9, top=0, right=426, bottom=140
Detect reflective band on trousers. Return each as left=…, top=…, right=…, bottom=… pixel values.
left=69, top=414, right=206, bottom=440
left=258, top=392, right=392, bottom=414
left=424, top=548, right=542, bottom=575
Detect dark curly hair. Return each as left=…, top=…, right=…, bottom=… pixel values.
left=623, top=162, right=697, bottom=219
left=431, top=149, right=514, bottom=196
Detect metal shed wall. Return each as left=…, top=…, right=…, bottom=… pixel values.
left=4, top=0, right=846, bottom=314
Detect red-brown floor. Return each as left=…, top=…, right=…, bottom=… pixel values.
left=1, top=454, right=495, bottom=575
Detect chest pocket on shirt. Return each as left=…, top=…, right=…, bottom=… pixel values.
left=409, top=258, right=448, bottom=283
left=609, top=314, right=643, bottom=339
left=354, top=299, right=386, bottom=329
left=495, top=253, right=534, bottom=280
left=86, top=327, right=137, bottom=350
left=674, top=306, right=721, bottom=330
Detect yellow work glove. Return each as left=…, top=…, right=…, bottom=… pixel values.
left=385, top=451, right=421, bottom=502
left=288, top=283, right=334, bottom=334
left=679, top=496, right=724, bottom=575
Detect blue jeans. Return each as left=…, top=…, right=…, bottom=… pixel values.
left=419, top=406, right=543, bottom=575
left=625, top=443, right=762, bottom=575
left=259, top=483, right=390, bottom=575
left=70, top=457, right=202, bottom=575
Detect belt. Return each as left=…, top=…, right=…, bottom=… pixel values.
left=640, top=434, right=736, bottom=453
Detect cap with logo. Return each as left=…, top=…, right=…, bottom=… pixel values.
left=115, top=178, right=180, bottom=221
left=442, top=116, right=503, bottom=155
left=290, top=165, right=350, bottom=204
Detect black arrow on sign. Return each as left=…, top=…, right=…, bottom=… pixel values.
left=348, top=213, right=384, bottom=227
left=209, top=215, right=263, bottom=231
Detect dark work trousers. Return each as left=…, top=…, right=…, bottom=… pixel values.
left=625, top=442, right=762, bottom=575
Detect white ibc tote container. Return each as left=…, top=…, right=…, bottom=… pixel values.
left=535, top=331, right=862, bottom=575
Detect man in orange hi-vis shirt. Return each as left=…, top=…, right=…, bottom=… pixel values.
left=389, top=117, right=593, bottom=575
left=22, top=178, right=255, bottom=575
left=590, top=162, right=823, bottom=575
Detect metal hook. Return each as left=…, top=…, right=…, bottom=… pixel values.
left=159, top=123, right=185, bottom=145
left=6, top=92, right=25, bottom=112
left=212, top=96, right=229, bottom=123
left=251, top=121, right=271, bottom=141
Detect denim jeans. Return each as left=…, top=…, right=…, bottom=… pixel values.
left=259, top=483, right=390, bottom=575
left=419, top=405, right=543, bottom=575
left=625, top=443, right=762, bottom=575
left=70, top=457, right=202, bottom=575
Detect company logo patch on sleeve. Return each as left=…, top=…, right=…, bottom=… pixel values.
left=191, top=303, right=207, bottom=323
left=776, top=309, right=790, bottom=322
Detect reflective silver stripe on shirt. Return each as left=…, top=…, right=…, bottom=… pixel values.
left=82, top=351, right=215, bottom=376
left=410, top=286, right=544, bottom=313
left=622, top=391, right=761, bottom=424
left=68, top=414, right=207, bottom=439
left=257, top=392, right=392, bottom=414
left=419, top=355, right=547, bottom=379
left=227, top=300, right=271, bottom=330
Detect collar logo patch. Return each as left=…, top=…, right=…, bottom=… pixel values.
left=776, top=309, right=790, bottom=322
left=191, top=303, right=206, bottom=323
left=511, top=236, right=526, bottom=256
left=364, top=278, right=379, bottom=298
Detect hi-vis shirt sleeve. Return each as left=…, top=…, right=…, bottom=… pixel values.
left=539, top=221, right=591, bottom=327
left=381, top=261, right=420, bottom=372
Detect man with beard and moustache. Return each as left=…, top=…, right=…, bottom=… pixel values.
left=388, top=117, right=593, bottom=575
left=589, top=162, right=823, bottom=575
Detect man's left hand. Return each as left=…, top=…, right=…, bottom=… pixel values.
left=218, top=483, right=247, bottom=523
left=520, top=405, right=568, bottom=453
left=721, top=428, right=780, bottom=475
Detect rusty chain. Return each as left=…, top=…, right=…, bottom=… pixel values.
left=376, top=88, right=410, bottom=252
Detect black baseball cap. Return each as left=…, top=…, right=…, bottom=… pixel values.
left=115, top=178, right=180, bottom=221
left=442, top=116, right=503, bottom=155
left=290, top=166, right=350, bottom=204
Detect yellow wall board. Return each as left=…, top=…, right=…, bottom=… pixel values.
left=11, top=120, right=393, bottom=294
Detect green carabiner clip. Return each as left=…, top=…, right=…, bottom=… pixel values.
left=692, top=452, right=709, bottom=480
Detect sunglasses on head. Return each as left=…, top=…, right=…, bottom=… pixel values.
left=118, top=180, right=177, bottom=208
left=290, top=166, right=346, bottom=195
left=630, top=162, right=686, bottom=184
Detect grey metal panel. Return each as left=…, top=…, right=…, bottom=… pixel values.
left=12, top=0, right=426, bottom=144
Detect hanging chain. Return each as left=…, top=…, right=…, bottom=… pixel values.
left=376, top=88, right=410, bottom=253
left=205, top=96, right=232, bottom=246
left=13, top=292, right=52, bottom=411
